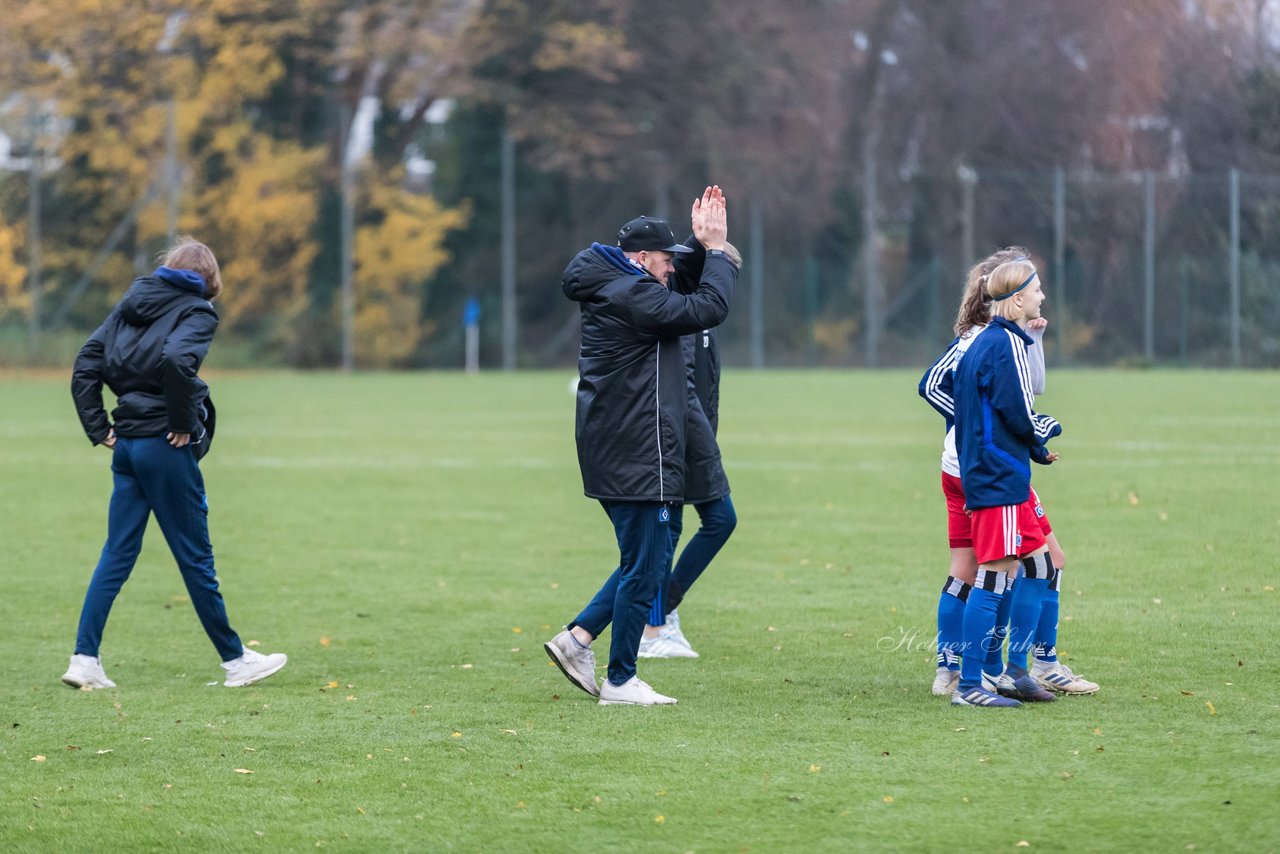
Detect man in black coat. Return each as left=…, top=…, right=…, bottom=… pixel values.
left=545, top=186, right=736, bottom=705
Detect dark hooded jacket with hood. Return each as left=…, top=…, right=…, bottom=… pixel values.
left=72, top=266, right=218, bottom=459
left=563, top=242, right=736, bottom=503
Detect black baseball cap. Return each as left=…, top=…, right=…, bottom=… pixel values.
left=616, top=216, right=694, bottom=254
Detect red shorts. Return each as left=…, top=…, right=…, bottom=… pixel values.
left=1029, top=487, right=1053, bottom=537
left=941, top=472, right=972, bottom=548
left=970, top=502, right=1048, bottom=565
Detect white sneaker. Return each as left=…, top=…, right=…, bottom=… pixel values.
left=658, top=613, right=698, bottom=656
left=931, top=667, right=959, bottom=696
left=982, top=670, right=1015, bottom=695
left=222, top=649, right=288, bottom=687
left=598, top=676, right=677, bottom=706
left=544, top=630, right=599, bottom=696
left=61, top=654, right=116, bottom=690
left=1031, top=660, right=1099, bottom=694
left=638, top=633, right=698, bottom=659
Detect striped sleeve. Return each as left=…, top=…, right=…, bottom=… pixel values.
left=919, top=338, right=961, bottom=421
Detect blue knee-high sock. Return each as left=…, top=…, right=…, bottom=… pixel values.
left=960, top=570, right=1008, bottom=691
left=936, top=576, right=970, bottom=672
left=1034, top=568, right=1061, bottom=663
left=983, top=574, right=1015, bottom=678
left=1007, top=553, right=1054, bottom=674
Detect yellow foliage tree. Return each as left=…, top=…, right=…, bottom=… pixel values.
left=0, top=220, right=29, bottom=320
left=355, top=176, right=469, bottom=366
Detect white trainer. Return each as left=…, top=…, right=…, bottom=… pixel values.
left=222, top=648, right=288, bottom=687
left=544, top=630, right=599, bottom=696
left=1031, top=660, right=1099, bottom=694
left=598, top=676, right=677, bottom=706
left=982, top=670, right=1015, bottom=695
left=61, top=654, right=117, bottom=690
left=931, top=667, right=959, bottom=696
left=658, top=612, right=698, bottom=656
left=638, top=633, right=698, bottom=659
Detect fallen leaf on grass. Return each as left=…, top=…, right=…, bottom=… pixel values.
left=1181, top=691, right=1195, bottom=696
left=96, top=749, right=113, bottom=755
left=809, top=764, right=822, bottom=773
left=247, top=640, right=261, bottom=647
left=1017, top=842, right=1031, bottom=848
left=319, top=636, right=331, bottom=648
left=235, top=769, right=253, bottom=774
left=882, top=796, right=894, bottom=804
left=500, top=729, right=518, bottom=736
left=66, top=745, right=79, bottom=751
left=654, top=815, right=665, bottom=824
left=355, top=807, right=365, bottom=815
left=325, top=681, right=339, bottom=689
left=1128, top=492, right=1139, bottom=505
left=451, top=731, right=462, bottom=738
left=30, top=756, right=46, bottom=762
left=1206, top=701, right=1217, bottom=716
left=512, top=627, right=523, bottom=634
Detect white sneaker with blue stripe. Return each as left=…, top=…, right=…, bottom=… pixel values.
left=1031, top=660, right=1099, bottom=694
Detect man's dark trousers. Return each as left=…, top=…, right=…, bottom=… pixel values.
left=570, top=501, right=673, bottom=686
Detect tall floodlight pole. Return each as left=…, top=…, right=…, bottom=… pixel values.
left=340, top=102, right=356, bottom=372
left=1143, top=171, right=1156, bottom=362
left=500, top=124, right=517, bottom=371
left=1053, top=167, right=1066, bottom=364
left=1229, top=168, right=1241, bottom=368
left=27, top=101, right=42, bottom=345
left=158, top=12, right=187, bottom=244
left=749, top=197, right=764, bottom=369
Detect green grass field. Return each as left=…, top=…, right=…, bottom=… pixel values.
left=2, top=369, right=1278, bottom=852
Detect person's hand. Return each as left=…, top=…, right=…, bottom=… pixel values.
left=1028, top=317, right=1049, bottom=331
left=167, top=431, right=191, bottom=448
left=691, top=185, right=727, bottom=251
left=1044, top=451, right=1059, bottom=463
left=101, top=428, right=117, bottom=450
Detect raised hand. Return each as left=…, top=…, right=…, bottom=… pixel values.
left=692, top=185, right=727, bottom=251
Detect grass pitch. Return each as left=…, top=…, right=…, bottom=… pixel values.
left=1, top=368, right=1278, bottom=852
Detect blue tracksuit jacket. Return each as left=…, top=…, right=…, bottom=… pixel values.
left=952, top=317, right=1062, bottom=509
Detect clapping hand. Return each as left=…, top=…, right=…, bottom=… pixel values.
left=691, top=185, right=728, bottom=251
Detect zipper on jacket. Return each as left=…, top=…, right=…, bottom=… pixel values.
left=654, top=343, right=663, bottom=503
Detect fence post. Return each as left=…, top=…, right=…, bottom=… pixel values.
left=1143, top=171, right=1156, bottom=362
left=1053, top=166, right=1066, bottom=364
left=749, top=196, right=765, bottom=369
left=1229, top=167, right=1241, bottom=368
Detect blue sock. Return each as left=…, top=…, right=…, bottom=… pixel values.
left=936, top=576, right=970, bottom=672
left=1034, top=568, right=1061, bottom=663
left=1008, top=553, right=1054, bottom=674
left=983, top=575, right=1014, bottom=678
left=959, top=570, right=1007, bottom=691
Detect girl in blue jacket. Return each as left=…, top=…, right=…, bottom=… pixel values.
left=65, top=238, right=287, bottom=690
left=949, top=258, right=1062, bottom=707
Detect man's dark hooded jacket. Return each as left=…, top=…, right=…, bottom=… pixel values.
left=72, top=267, right=218, bottom=458
left=563, top=243, right=736, bottom=503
